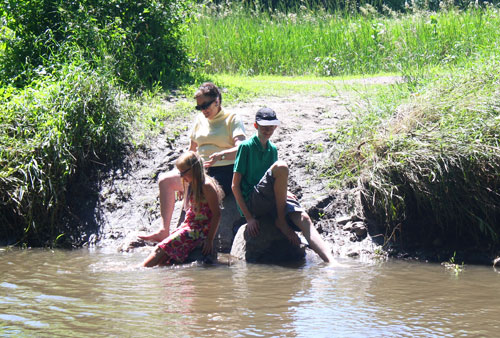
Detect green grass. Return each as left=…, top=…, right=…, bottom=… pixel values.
left=201, top=62, right=499, bottom=252
left=125, top=90, right=194, bottom=147
left=180, top=72, right=404, bottom=106
left=186, top=3, right=500, bottom=77
left=0, top=62, right=128, bottom=246
left=0, top=59, right=200, bottom=247
left=323, top=56, right=500, bottom=250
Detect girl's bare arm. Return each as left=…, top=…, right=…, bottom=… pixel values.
left=202, top=182, right=221, bottom=254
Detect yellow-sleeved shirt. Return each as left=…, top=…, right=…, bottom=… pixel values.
left=189, top=109, right=246, bottom=167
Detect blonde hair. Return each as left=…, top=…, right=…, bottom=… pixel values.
left=176, top=151, right=224, bottom=211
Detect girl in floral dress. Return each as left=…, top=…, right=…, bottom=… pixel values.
left=142, top=151, right=224, bottom=267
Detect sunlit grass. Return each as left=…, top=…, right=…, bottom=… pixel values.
left=186, top=3, right=500, bottom=77
left=178, top=73, right=404, bottom=106
left=0, top=63, right=129, bottom=246
left=323, top=56, right=500, bottom=248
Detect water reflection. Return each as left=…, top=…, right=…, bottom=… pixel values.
left=361, top=262, right=500, bottom=337
left=1, top=248, right=500, bottom=337
left=193, top=263, right=312, bottom=337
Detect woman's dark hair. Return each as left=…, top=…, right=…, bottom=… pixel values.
left=194, top=82, right=222, bottom=105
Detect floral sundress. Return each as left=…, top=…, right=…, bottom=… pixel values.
left=158, top=197, right=213, bottom=264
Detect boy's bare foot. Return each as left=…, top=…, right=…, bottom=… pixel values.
left=138, top=229, right=168, bottom=243
left=275, top=219, right=300, bottom=246
left=326, top=260, right=346, bottom=267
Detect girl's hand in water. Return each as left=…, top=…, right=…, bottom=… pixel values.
left=202, top=238, right=213, bottom=255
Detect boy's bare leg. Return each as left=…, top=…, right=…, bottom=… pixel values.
left=289, top=211, right=334, bottom=263
left=139, top=170, right=183, bottom=242
left=271, top=161, right=300, bottom=246
left=142, top=246, right=168, bottom=267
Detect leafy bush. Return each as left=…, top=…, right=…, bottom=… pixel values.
left=0, top=0, right=194, bottom=89
left=0, top=63, right=128, bottom=246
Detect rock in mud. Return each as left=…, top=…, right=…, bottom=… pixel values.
left=230, top=217, right=306, bottom=263
left=185, top=246, right=217, bottom=264
left=342, top=221, right=367, bottom=238
left=214, top=194, right=245, bottom=253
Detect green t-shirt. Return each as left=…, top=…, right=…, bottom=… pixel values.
left=233, top=134, right=278, bottom=202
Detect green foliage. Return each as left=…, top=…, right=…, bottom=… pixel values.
left=0, top=0, right=196, bottom=246
left=0, top=0, right=194, bottom=89
left=126, top=91, right=193, bottom=147
left=325, top=57, right=500, bottom=248
left=210, top=0, right=498, bottom=13
left=442, top=251, right=465, bottom=274
left=0, top=62, right=128, bottom=246
left=186, top=2, right=500, bottom=77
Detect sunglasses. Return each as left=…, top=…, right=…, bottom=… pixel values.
left=179, top=166, right=192, bottom=177
left=195, top=99, right=215, bottom=111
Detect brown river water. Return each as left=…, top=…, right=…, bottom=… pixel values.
left=1, top=247, right=500, bottom=337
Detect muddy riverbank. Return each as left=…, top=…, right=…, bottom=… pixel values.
left=75, top=77, right=498, bottom=266
left=87, top=88, right=382, bottom=261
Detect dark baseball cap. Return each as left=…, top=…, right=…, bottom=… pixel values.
left=255, top=107, right=280, bottom=126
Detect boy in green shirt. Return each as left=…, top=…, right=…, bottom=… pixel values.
left=232, top=107, right=334, bottom=263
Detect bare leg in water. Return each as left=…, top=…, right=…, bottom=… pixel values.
left=264, top=161, right=334, bottom=263
left=138, top=170, right=183, bottom=243
left=270, top=161, right=301, bottom=246
left=288, top=211, right=334, bottom=263
left=142, top=246, right=168, bottom=267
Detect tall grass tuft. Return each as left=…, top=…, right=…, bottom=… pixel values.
left=186, top=2, right=500, bottom=77
left=213, top=0, right=495, bottom=13
left=0, top=62, right=128, bottom=246
left=326, top=57, right=500, bottom=249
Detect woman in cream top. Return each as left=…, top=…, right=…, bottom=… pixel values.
left=139, top=82, right=245, bottom=243
left=190, top=107, right=245, bottom=167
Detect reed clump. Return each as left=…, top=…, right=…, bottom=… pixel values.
left=326, top=58, right=500, bottom=249
left=0, top=63, right=128, bottom=246
left=0, top=0, right=196, bottom=246
left=186, top=1, right=500, bottom=77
